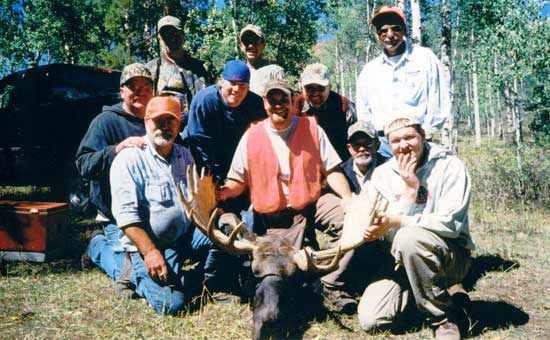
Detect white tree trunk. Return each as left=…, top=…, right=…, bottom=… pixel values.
left=471, top=32, right=481, bottom=146
left=410, top=0, right=421, bottom=44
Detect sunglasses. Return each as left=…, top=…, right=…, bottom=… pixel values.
left=304, top=85, right=326, bottom=92
left=377, top=25, right=403, bottom=35
left=351, top=140, right=377, bottom=149
left=241, top=36, right=262, bottom=46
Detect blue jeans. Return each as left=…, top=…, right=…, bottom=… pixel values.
left=89, top=226, right=214, bottom=315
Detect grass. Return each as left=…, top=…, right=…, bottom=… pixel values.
left=1, top=140, right=549, bottom=340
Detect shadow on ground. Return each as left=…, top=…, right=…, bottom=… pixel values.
left=459, top=254, right=529, bottom=337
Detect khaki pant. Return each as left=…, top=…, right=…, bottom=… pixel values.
left=358, top=227, right=471, bottom=331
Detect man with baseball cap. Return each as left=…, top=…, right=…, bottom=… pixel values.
left=146, top=15, right=212, bottom=129
left=239, top=24, right=284, bottom=96
left=77, top=62, right=155, bottom=297
left=185, top=59, right=266, bottom=217
left=357, top=115, right=474, bottom=339
left=356, top=5, right=450, bottom=158
left=83, top=96, right=216, bottom=315
left=218, top=80, right=353, bottom=305
left=293, top=63, right=357, bottom=161
left=339, top=120, right=386, bottom=194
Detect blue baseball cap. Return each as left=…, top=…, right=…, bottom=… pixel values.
left=221, top=60, right=250, bottom=83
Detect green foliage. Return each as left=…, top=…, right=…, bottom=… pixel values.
left=462, top=140, right=550, bottom=209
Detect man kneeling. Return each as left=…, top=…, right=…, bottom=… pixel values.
left=359, top=116, right=475, bottom=340
left=83, top=96, right=214, bottom=315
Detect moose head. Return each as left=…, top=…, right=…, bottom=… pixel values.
left=177, top=165, right=387, bottom=340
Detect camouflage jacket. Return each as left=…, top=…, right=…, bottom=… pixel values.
left=146, top=54, right=212, bottom=126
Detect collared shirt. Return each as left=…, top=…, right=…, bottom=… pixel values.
left=110, top=135, right=194, bottom=251
left=356, top=42, right=450, bottom=136
left=248, top=59, right=285, bottom=96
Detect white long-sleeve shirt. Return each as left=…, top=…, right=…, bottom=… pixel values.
left=356, top=42, right=450, bottom=136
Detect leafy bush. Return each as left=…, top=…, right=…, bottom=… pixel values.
left=460, top=140, right=550, bottom=210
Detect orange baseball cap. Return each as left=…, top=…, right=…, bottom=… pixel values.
left=145, top=96, right=181, bottom=121
left=370, top=5, right=406, bottom=29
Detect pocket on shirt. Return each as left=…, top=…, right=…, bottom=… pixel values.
left=404, top=70, right=423, bottom=104
left=145, top=182, right=173, bottom=209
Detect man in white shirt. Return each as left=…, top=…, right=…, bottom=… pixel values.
left=356, top=5, right=450, bottom=157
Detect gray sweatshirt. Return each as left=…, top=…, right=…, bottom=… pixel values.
left=371, top=143, right=476, bottom=250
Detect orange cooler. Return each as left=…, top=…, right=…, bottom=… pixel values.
left=0, top=200, right=69, bottom=262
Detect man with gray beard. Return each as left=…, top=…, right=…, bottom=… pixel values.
left=319, top=120, right=388, bottom=313
left=339, top=120, right=387, bottom=194
left=84, top=96, right=215, bottom=315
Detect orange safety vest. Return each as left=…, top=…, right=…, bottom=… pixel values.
left=246, top=117, right=322, bottom=214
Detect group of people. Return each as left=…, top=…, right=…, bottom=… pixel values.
left=77, top=6, right=472, bottom=340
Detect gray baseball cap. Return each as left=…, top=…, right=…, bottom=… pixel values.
left=347, top=120, right=378, bottom=140
left=301, top=63, right=330, bottom=87
left=264, top=79, right=291, bottom=97
left=120, top=63, right=153, bottom=86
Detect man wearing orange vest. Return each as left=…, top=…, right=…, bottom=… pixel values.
left=217, top=79, right=356, bottom=312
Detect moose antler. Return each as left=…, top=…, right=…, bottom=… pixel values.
left=304, top=188, right=389, bottom=262
left=177, top=165, right=257, bottom=255
left=177, top=165, right=352, bottom=272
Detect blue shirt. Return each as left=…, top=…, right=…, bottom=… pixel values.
left=110, top=135, right=194, bottom=251
left=184, top=84, right=266, bottom=181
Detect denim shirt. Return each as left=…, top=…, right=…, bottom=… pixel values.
left=110, top=135, right=194, bottom=251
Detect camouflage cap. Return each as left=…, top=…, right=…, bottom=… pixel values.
left=239, top=24, right=265, bottom=41
left=158, top=15, right=182, bottom=31
left=120, top=63, right=153, bottom=86
left=347, top=120, right=378, bottom=140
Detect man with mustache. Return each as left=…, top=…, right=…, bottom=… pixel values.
left=217, top=80, right=354, bottom=312
left=146, top=15, right=212, bottom=129
left=84, top=96, right=215, bottom=315
left=356, top=6, right=450, bottom=158
left=340, top=120, right=386, bottom=194
left=239, top=24, right=284, bottom=96
left=357, top=115, right=474, bottom=340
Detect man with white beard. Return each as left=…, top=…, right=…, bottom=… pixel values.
left=83, top=96, right=216, bottom=315
left=339, top=120, right=387, bottom=194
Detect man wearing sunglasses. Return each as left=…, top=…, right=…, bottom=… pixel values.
left=239, top=24, right=285, bottom=96
left=356, top=6, right=450, bottom=158
left=146, top=15, right=213, bottom=130
left=293, top=63, right=357, bottom=161
left=339, top=120, right=387, bottom=194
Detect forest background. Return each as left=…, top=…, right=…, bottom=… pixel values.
left=1, top=1, right=549, bottom=339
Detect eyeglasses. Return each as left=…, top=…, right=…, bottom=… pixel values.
left=304, top=85, right=326, bottom=93
left=377, top=25, right=403, bottom=35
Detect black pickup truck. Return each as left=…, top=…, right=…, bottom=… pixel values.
left=0, top=64, right=121, bottom=212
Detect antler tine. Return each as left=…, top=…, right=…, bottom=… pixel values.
left=205, top=208, right=257, bottom=255
left=293, top=246, right=342, bottom=273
